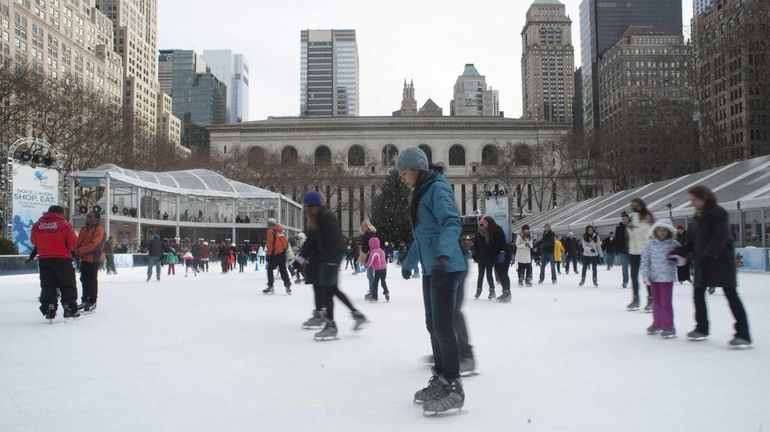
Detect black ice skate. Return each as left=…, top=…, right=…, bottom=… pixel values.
left=63, top=303, right=80, bottom=319
left=413, top=372, right=447, bottom=404
left=352, top=310, right=368, bottom=331
left=423, top=378, right=465, bottom=416
left=687, top=330, right=708, bottom=341
left=302, top=310, right=324, bottom=329
left=263, top=286, right=274, bottom=295
left=644, top=296, right=653, bottom=313
left=314, top=321, right=338, bottom=341
left=42, top=304, right=56, bottom=322
left=728, top=337, right=752, bottom=349
left=474, top=288, right=481, bottom=299
left=496, top=290, right=511, bottom=303
left=384, top=293, right=390, bottom=302
left=81, top=302, right=97, bottom=314
left=626, top=297, right=640, bottom=311
left=487, top=290, right=496, bottom=300
left=459, top=357, right=477, bottom=377
left=285, top=286, right=292, bottom=295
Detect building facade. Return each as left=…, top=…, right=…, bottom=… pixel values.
left=300, top=29, right=359, bottom=117
left=597, top=27, right=696, bottom=188
left=0, top=0, right=123, bottom=105
left=393, top=79, right=417, bottom=117
left=450, top=64, right=500, bottom=117
left=693, top=0, right=770, bottom=168
left=693, top=0, right=713, bottom=16
left=209, top=116, right=572, bottom=238
left=156, top=91, right=185, bottom=156
left=201, top=50, right=250, bottom=123
left=521, top=0, right=574, bottom=124
left=579, top=0, right=683, bottom=133
left=158, top=49, right=227, bottom=154
left=95, top=0, right=162, bottom=139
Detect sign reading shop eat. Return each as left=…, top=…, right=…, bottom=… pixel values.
left=11, top=163, right=59, bottom=255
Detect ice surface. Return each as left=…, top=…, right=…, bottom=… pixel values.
left=0, top=263, right=768, bottom=432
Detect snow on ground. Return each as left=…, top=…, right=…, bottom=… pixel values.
left=0, top=262, right=767, bottom=432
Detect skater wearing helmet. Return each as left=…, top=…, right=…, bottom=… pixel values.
left=397, top=146, right=466, bottom=416
left=296, top=191, right=367, bottom=340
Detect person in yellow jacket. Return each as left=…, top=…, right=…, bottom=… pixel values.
left=554, top=236, right=565, bottom=274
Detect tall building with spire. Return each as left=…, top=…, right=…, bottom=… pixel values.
left=450, top=64, right=500, bottom=117
left=397, top=80, right=417, bottom=117
left=521, top=0, right=574, bottom=123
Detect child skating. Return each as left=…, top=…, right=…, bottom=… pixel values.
left=182, top=250, right=197, bottom=277
left=165, top=249, right=178, bottom=276
left=364, top=237, right=390, bottom=302
left=640, top=218, right=682, bottom=339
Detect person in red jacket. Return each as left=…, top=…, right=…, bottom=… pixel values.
left=31, top=205, right=79, bottom=320
left=75, top=211, right=105, bottom=312
left=263, top=218, right=292, bottom=294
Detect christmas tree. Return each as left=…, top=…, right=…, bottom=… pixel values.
left=371, top=169, right=412, bottom=245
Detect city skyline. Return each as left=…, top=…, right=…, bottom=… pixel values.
left=157, top=0, right=693, bottom=121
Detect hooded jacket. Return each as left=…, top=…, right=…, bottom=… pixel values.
left=641, top=236, right=680, bottom=283
left=402, top=171, right=466, bottom=276
left=267, top=223, right=288, bottom=257
left=679, top=202, right=736, bottom=288
left=30, top=212, right=78, bottom=260
left=515, top=233, right=533, bottom=264
left=365, top=237, right=387, bottom=271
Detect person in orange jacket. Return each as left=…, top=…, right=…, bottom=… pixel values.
left=263, top=218, right=292, bottom=294
left=75, top=211, right=105, bottom=312
left=31, top=205, right=79, bottom=320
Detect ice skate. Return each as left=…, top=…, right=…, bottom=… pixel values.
left=351, top=310, right=368, bottom=331
left=496, top=290, right=511, bottom=303
left=413, top=372, right=447, bottom=404
left=302, top=310, right=324, bottom=329
left=525, top=278, right=532, bottom=287
left=263, top=286, right=274, bottom=295
left=593, top=278, right=598, bottom=287
left=423, top=378, right=464, bottom=416
left=459, top=357, right=476, bottom=377
left=42, top=304, right=56, bottom=322
left=661, top=330, right=677, bottom=339
left=63, top=304, right=80, bottom=320
left=646, top=325, right=662, bottom=335
left=285, top=286, right=292, bottom=295
left=487, top=289, right=496, bottom=300
left=474, top=288, right=481, bottom=300
left=644, top=297, right=653, bottom=313
left=364, top=293, right=377, bottom=302
left=687, top=330, right=708, bottom=341
left=626, top=297, right=640, bottom=311
left=314, top=321, right=338, bottom=341
left=579, top=278, right=585, bottom=287
left=82, top=302, right=97, bottom=314
left=384, top=293, right=390, bottom=302
left=518, top=278, right=524, bottom=287
left=728, top=337, right=752, bottom=349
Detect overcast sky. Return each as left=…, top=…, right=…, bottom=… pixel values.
left=157, top=0, right=693, bottom=121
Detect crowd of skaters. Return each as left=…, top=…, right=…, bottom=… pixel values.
left=26, top=146, right=754, bottom=418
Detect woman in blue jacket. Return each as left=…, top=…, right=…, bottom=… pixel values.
left=397, top=147, right=466, bottom=416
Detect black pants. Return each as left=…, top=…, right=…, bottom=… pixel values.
left=319, top=284, right=357, bottom=320
left=476, top=262, right=495, bottom=291
left=581, top=256, right=598, bottom=283
left=517, top=262, right=533, bottom=282
left=455, top=270, right=473, bottom=359
left=693, top=286, right=751, bottom=341
left=423, top=271, right=462, bottom=380
left=220, top=258, right=228, bottom=273
left=556, top=261, right=562, bottom=272
left=267, top=253, right=291, bottom=288
left=80, top=261, right=100, bottom=303
left=105, top=254, right=116, bottom=273
left=629, top=254, right=651, bottom=299
left=39, top=258, right=78, bottom=309
left=368, top=269, right=389, bottom=299
left=493, top=261, right=511, bottom=291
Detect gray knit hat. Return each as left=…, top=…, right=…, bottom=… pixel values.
left=395, top=147, right=429, bottom=172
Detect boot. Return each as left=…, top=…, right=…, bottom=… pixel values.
left=263, top=286, right=274, bottom=294
left=496, top=290, right=511, bottom=303
left=579, top=278, right=585, bottom=287
left=518, top=277, right=524, bottom=287
left=413, top=369, right=446, bottom=404
left=487, top=289, right=496, bottom=300
left=593, top=278, right=598, bottom=287
left=687, top=330, right=708, bottom=341
left=352, top=310, right=368, bottom=331
left=525, top=278, right=532, bottom=287
left=474, top=288, right=481, bottom=299
left=728, top=337, right=752, bottom=349
left=626, top=297, right=640, bottom=311
left=459, top=357, right=476, bottom=377
left=423, top=378, right=465, bottom=416
left=302, top=310, right=324, bottom=329
left=314, top=320, right=338, bottom=341
left=646, top=325, right=662, bottom=335
left=63, top=303, right=80, bottom=319
left=644, top=296, right=653, bottom=313
left=41, top=304, right=56, bottom=320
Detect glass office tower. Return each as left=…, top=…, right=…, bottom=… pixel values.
left=300, top=29, right=359, bottom=117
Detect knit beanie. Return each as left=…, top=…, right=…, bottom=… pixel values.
left=303, top=191, right=325, bottom=206
left=395, top=147, right=429, bottom=172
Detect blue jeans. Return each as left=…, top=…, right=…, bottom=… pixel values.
left=619, top=253, right=630, bottom=286
left=366, top=267, right=374, bottom=295
left=539, top=253, right=557, bottom=283
left=422, top=271, right=462, bottom=380
left=147, top=256, right=161, bottom=280
left=605, top=252, right=615, bottom=269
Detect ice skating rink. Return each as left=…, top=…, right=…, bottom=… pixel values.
left=0, top=263, right=767, bottom=432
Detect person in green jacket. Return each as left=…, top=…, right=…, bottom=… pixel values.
left=164, top=248, right=178, bottom=276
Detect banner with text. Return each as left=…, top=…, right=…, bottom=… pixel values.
left=12, top=163, right=59, bottom=254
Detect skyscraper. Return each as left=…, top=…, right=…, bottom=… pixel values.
left=158, top=50, right=227, bottom=154
left=693, top=0, right=714, bottom=16
left=95, top=0, right=162, bottom=138
left=521, top=0, right=575, bottom=123
left=300, top=29, right=359, bottom=117
left=450, top=64, right=500, bottom=117
left=202, top=50, right=250, bottom=123
left=579, top=0, right=682, bottom=132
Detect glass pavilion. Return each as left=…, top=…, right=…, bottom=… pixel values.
left=69, top=164, right=302, bottom=251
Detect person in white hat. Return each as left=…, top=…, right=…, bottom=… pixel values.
left=640, top=218, right=682, bottom=339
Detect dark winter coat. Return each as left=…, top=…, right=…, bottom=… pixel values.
left=538, top=230, right=556, bottom=254
left=148, top=238, right=165, bottom=258
left=679, top=202, right=737, bottom=288
left=300, top=208, right=345, bottom=285
left=471, top=231, right=494, bottom=264
left=613, top=222, right=629, bottom=254
left=361, top=231, right=378, bottom=255
left=489, top=225, right=512, bottom=263
left=562, top=236, right=578, bottom=255
left=602, top=236, right=616, bottom=254
left=192, top=242, right=201, bottom=258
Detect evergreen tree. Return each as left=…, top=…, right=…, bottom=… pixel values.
left=371, top=169, right=412, bottom=244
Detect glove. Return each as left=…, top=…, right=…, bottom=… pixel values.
left=642, top=276, right=651, bottom=286
left=590, top=249, right=596, bottom=253
left=432, top=256, right=449, bottom=287
left=497, top=251, right=506, bottom=264
left=402, top=268, right=411, bottom=280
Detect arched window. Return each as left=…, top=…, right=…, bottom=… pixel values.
left=281, top=146, right=298, bottom=165
left=382, top=144, right=399, bottom=167
left=448, top=145, right=465, bottom=166
left=314, top=145, right=331, bottom=166
left=514, top=144, right=533, bottom=166
left=247, top=146, right=265, bottom=167
left=348, top=145, right=365, bottom=166
left=482, top=145, right=499, bottom=165
left=418, top=144, right=433, bottom=165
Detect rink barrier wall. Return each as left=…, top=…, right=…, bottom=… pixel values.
left=0, top=256, right=39, bottom=275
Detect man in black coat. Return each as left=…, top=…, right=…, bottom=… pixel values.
left=602, top=232, right=616, bottom=270
left=613, top=212, right=630, bottom=288
left=678, top=186, right=751, bottom=347
left=537, top=224, right=557, bottom=284
left=562, top=231, right=579, bottom=274
left=146, top=234, right=166, bottom=281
